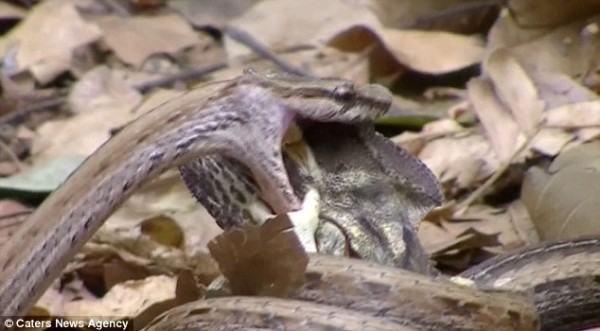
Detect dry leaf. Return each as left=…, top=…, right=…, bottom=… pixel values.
left=484, top=48, right=544, bottom=136
left=96, top=12, right=198, bottom=67
left=2, top=0, right=101, bottom=83
left=468, top=78, right=525, bottom=162
left=103, top=259, right=153, bottom=290
left=521, top=141, right=600, bottom=240
left=545, top=101, right=600, bottom=128
left=33, top=66, right=142, bottom=160
left=68, top=66, right=142, bottom=114
left=64, top=275, right=176, bottom=316
left=418, top=130, right=499, bottom=189
left=208, top=215, right=308, bottom=297
left=429, top=227, right=500, bottom=271
left=507, top=0, right=600, bottom=27
left=529, top=127, right=573, bottom=156
left=530, top=71, right=598, bottom=109
left=488, top=10, right=600, bottom=78
left=507, top=200, right=540, bottom=246
left=448, top=204, right=528, bottom=249
left=169, top=0, right=262, bottom=29
left=174, top=269, right=204, bottom=305
left=380, top=29, right=484, bottom=74
left=225, top=0, right=382, bottom=60
left=0, top=2, right=26, bottom=19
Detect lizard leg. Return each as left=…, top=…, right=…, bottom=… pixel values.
left=285, top=187, right=320, bottom=253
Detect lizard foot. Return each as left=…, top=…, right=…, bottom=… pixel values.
left=286, top=187, right=320, bottom=253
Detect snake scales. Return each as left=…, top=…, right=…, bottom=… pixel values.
left=174, top=121, right=600, bottom=331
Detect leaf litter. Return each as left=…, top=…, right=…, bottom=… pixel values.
left=0, top=0, right=599, bottom=325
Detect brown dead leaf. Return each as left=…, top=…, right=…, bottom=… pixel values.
left=169, top=0, right=262, bottom=29
left=417, top=129, right=499, bottom=189
left=530, top=71, right=598, bottom=109
left=421, top=201, right=537, bottom=271
left=508, top=0, right=600, bottom=28
left=468, top=78, right=525, bottom=163
left=522, top=141, right=600, bottom=240
left=68, top=66, right=142, bottom=114
left=371, top=0, right=498, bottom=33
left=225, top=0, right=382, bottom=59
left=208, top=215, right=308, bottom=297
left=174, top=270, right=205, bottom=305
left=507, top=200, right=540, bottom=246
left=489, top=11, right=600, bottom=79
left=545, top=101, right=600, bottom=128
left=529, top=127, right=574, bottom=156
left=33, top=66, right=142, bottom=160
left=96, top=12, right=199, bottom=67
left=64, top=275, right=176, bottom=316
left=380, top=29, right=484, bottom=74
left=484, top=48, right=544, bottom=136
left=0, top=2, right=25, bottom=19
left=2, top=0, right=101, bottom=83
left=428, top=227, right=501, bottom=271
left=103, top=259, right=153, bottom=291
left=448, top=204, right=530, bottom=249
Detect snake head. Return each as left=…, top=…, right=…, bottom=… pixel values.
left=244, top=69, right=392, bottom=123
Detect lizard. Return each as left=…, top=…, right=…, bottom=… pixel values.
left=179, top=121, right=442, bottom=274
left=0, top=69, right=392, bottom=317
left=177, top=102, right=600, bottom=330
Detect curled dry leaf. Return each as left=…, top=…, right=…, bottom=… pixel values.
left=380, top=29, right=484, bottom=74
left=223, top=0, right=489, bottom=77
left=488, top=10, right=600, bottom=79
left=207, top=214, right=309, bottom=297
left=521, top=141, right=600, bottom=240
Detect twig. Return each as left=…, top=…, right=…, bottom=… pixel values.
left=133, top=63, right=227, bottom=93
left=542, top=123, right=600, bottom=129
left=0, top=96, right=66, bottom=127
left=0, top=138, right=24, bottom=171
left=455, top=131, right=536, bottom=214
left=225, top=26, right=315, bottom=77
left=0, top=210, right=32, bottom=223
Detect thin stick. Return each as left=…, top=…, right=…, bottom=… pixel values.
left=225, top=26, right=314, bottom=77
left=455, top=131, right=537, bottom=214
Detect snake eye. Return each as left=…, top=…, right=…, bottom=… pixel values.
left=332, top=84, right=356, bottom=102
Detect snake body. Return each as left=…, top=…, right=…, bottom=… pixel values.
left=178, top=121, right=600, bottom=330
